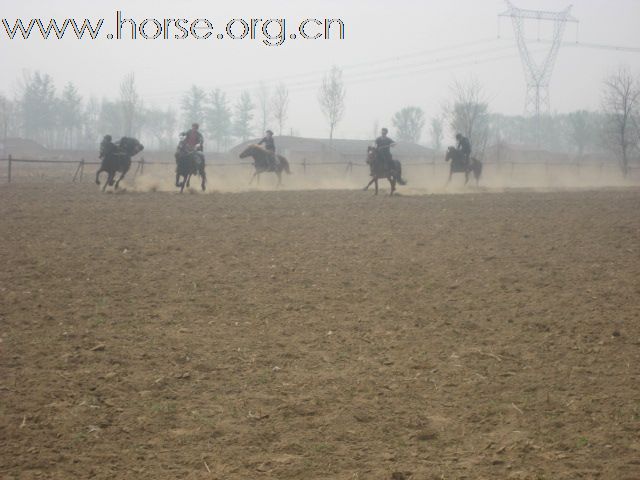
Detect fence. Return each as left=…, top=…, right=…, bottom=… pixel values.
left=0, top=154, right=639, bottom=187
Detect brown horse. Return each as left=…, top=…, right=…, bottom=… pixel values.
left=445, top=146, right=482, bottom=186
left=363, top=146, right=406, bottom=195
left=239, top=144, right=291, bottom=186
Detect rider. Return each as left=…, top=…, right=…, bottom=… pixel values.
left=258, top=129, right=277, bottom=168
left=456, top=133, right=471, bottom=166
left=375, top=128, right=396, bottom=171
left=99, top=135, right=117, bottom=160
left=181, top=123, right=204, bottom=152
left=176, top=123, right=204, bottom=164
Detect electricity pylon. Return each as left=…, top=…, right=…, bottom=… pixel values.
left=499, top=1, right=578, bottom=120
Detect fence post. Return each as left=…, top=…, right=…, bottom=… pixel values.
left=7, top=154, right=11, bottom=183
left=140, top=157, right=145, bottom=175
left=302, top=159, right=307, bottom=175
left=72, top=159, right=85, bottom=183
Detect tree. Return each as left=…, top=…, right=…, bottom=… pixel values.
left=602, top=66, right=640, bottom=176
left=0, top=94, right=18, bottom=143
left=430, top=117, right=444, bottom=151
left=271, top=82, right=289, bottom=135
left=59, top=82, right=83, bottom=148
left=181, top=85, right=207, bottom=127
left=99, top=99, right=124, bottom=139
left=567, top=110, right=594, bottom=156
left=120, top=72, right=141, bottom=137
left=318, top=66, right=346, bottom=140
left=207, top=88, right=232, bottom=152
left=392, top=106, right=425, bottom=143
left=255, top=83, right=271, bottom=135
left=233, top=91, right=254, bottom=142
left=144, top=107, right=177, bottom=150
left=20, top=71, right=57, bottom=146
left=445, top=77, right=490, bottom=156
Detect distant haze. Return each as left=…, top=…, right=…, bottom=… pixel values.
left=1, top=0, right=639, bottom=141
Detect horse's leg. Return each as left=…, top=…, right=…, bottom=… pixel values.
left=201, top=169, right=206, bottom=192
left=390, top=177, right=396, bottom=195
left=175, top=171, right=181, bottom=187
left=374, top=178, right=379, bottom=195
left=464, top=170, right=470, bottom=186
left=103, top=172, right=113, bottom=192
left=114, top=171, right=127, bottom=190
left=446, top=169, right=452, bottom=186
left=364, top=178, right=375, bottom=191
left=181, top=174, right=191, bottom=193
left=257, top=173, right=260, bottom=186
left=95, top=169, right=103, bottom=185
left=276, top=171, right=282, bottom=187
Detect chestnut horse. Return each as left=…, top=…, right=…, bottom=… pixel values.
left=239, top=144, right=291, bottom=186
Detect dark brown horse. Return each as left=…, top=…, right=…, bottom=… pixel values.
left=175, top=145, right=206, bottom=193
left=95, top=137, right=144, bottom=191
left=239, top=144, right=291, bottom=186
left=445, top=146, right=482, bottom=186
left=363, top=146, right=406, bottom=195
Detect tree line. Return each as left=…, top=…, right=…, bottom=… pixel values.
left=0, top=66, right=638, bottom=174
left=0, top=67, right=346, bottom=153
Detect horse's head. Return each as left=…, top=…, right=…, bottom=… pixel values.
left=445, top=146, right=456, bottom=162
left=366, top=146, right=378, bottom=165
left=118, top=137, right=144, bottom=156
left=239, top=144, right=258, bottom=159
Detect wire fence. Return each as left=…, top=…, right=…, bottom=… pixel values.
left=0, top=154, right=638, bottom=186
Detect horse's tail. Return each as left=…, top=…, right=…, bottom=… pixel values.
left=394, top=160, right=407, bottom=186
left=281, top=157, right=291, bottom=174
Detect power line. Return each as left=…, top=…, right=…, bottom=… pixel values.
left=143, top=37, right=502, bottom=99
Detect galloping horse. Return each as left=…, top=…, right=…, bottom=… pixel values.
left=95, top=137, right=144, bottom=191
left=239, top=144, right=291, bottom=186
left=363, top=146, right=407, bottom=195
left=445, top=146, right=482, bottom=186
left=175, top=146, right=206, bottom=193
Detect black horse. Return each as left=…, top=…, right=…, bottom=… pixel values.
left=95, top=137, right=144, bottom=191
left=238, top=144, right=291, bottom=186
left=363, top=146, right=407, bottom=195
left=175, top=146, right=206, bottom=193
left=445, top=146, right=482, bottom=186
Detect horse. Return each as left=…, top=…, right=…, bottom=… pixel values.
left=175, top=147, right=206, bottom=193
left=363, top=146, right=407, bottom=195
left=238, top=144, right=291, bottom=186
left=95, top=137, right=144, bottom=191
left=445, top=146, right=482, bottom=186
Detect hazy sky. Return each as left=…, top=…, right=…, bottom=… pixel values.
left=1, top=0, right=639, bottom=142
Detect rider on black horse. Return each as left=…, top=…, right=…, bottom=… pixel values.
left=258, top=129, right=277, bottom=169
left=176, top=123, right=204, bottom=164
left=455, top=133, right=471, bottom=167
left=100, top=135, right=117, bottom=161
left=375, top=128, right=397, bottom=172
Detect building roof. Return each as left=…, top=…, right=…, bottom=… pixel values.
left=229, top=135, right=434, bottom=160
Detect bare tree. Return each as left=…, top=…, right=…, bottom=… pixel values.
left=318, top=66, right=346, bottom=140
left=392, top=106, right=425, bottom=143
left=255, top=82, right=271, bottom=135
left=271, top=82, right=289, bottom=135
left=430, top=117, right=444, bottom=152
left=120, top=72, right=141, bottom=137
left=445, top=77, right=490, bottom=157
left=602, top=66, right=640, bottom=176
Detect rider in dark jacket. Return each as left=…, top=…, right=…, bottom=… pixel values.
left=258, top=130, right=276, bottom=168
left=99, top=135, right=117, bottom=160
left=456, top=133, right=471, bottom=165
left=375, top=128, right=396, bottom=170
